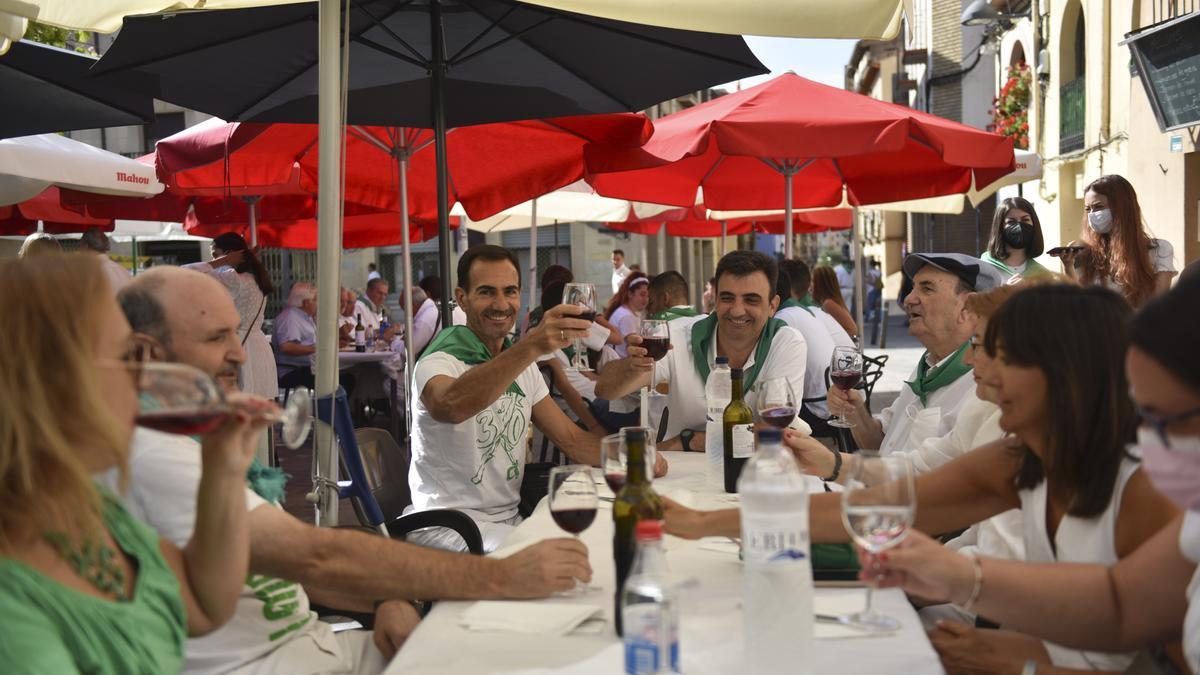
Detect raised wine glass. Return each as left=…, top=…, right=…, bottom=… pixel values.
left=135, top=361, right=313, bottom=449
left=562, top=282, right=597, bottom=372
left=829, top=346, right=864, bottom=429
left=548, top=464, right=599, bottom=594
left=639, top=319, right=670, bottom=399
left=839, top=452, right=916, bottom=631
left=756, top=377, right=797, bottom=429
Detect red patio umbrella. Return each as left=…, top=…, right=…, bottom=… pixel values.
left=610, top=206, right=852, bottom=238
left=0, top=187, right=113, bottom=235
left=585, top=72, right=1015, bottom=258
left=184, top=210, right=458, bottom=250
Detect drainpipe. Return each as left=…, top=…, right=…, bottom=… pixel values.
left=1099, top=0, right=1112, bottom=174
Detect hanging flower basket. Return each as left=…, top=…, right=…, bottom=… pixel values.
left=991, top=64, right=1030, bottom=149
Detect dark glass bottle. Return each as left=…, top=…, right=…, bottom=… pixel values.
left=613, top=427, right=662, bottom=637
left=722, top=367, right=754, bottom=493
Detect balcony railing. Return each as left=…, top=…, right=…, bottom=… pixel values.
left=1060, top=77, right=1085, bottom=154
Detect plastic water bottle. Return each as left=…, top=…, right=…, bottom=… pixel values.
left=738, top=428, right=813, bottom=675
left=621, top=520, right=679, bottom=675
left=704, top=356, right=731, bottom=487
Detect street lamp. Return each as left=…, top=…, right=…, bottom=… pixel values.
left=961, top=0, right=1029, bottom=26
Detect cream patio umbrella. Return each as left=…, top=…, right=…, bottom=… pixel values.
left=0, top=133, right=163, bottom=206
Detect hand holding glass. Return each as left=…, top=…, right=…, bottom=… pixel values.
left=829, top=346, right=864, bottom=429
left=639, top=319, right=670, bottom=398
left=562, top=283, right=597, bottom=372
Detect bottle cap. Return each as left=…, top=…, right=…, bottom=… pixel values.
left=729, top=367, right=743, bottom=379
left=635, top=519, right=663, bottom=542
left=715, top=356, right=729, bottom=365
left=623, top=428, right=647, bottom=444
left=757, top=428, right=783, bottom=444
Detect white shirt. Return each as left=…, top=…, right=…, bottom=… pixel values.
left=96, top=429, right=337, bottom=675
left=411, top=298, right=440, bottom=355
left=1180, top=511, right=1200, bottom=673
left=612, top=264, right=632, bottom=294
left=409, top=349, right=550, bottom=522
left=100, top=255, right=132, bottom=293
left=1021, top=459, right=1140, bottom=671
left=272, top=306, right=316, bottom=375
left=1098, top=238, right=1178, bottom=296
left=452, top=305, right=467, bottom=326
left=814, top=306, right=855, bottom=348
left=609, top=305, right=640, bottom=357
left=835, top=264, right=854, bottom=305
left=775, top=305, right=836, bottom=417
left=353, top=299, right=382, bottom=335
left=877, top=351, right=977, bottom=457
left=654, top=317, right=810, bottom=440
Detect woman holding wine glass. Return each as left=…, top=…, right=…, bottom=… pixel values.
left=0, top=254, right=272, bottom=672
left=661, top=283, right=1181, bottom=671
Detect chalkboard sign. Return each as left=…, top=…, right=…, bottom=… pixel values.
left=1122, top=12, right=1200, bottom=132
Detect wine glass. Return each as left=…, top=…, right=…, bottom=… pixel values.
left=829, top=346, right=864, bottom=429
left=548, top=465, right=599, bottom=594
left=756, top=377, right=797, bottom=429
left=639, top=319, right=670, bottom=399
left=600, top=434, right=627, bottom=494
left=839, top=452, right=916, bottom=631
left=135, top=362, right=313, bottom=449
left=562, top=282, right=597, bottom=372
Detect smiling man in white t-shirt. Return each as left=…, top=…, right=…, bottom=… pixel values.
left=409, top=245, right=668, bottom=552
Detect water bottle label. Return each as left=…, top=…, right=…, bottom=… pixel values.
left=732, top=424, right=754, bottom=458
left=743, top=523, right=810, bottom=566
left=623, top=606, right=679, bottom=674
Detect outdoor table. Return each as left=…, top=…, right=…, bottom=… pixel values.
left=384, top=451, right=944, bottom=674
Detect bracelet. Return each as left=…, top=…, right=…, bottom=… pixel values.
left=822, top=449, right=843, bottom=483
left=957, top=554, right=984, bottom=613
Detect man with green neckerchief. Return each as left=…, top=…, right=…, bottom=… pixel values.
left=596, top=250, right=810, bottom=454
left=815, top=253, right=1004, bottom=479
left=409, top=245, right=668, bottom=553
left=646, top=271, right=699, bottom=322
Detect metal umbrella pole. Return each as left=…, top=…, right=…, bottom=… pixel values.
left=242, top=195, right=261, bottom=248
left=430, top=1, right=453, bottom=328
left=852, top=206, right=865, bottom=347
left=528, top=198, right=538, bottom=334
left=719, top=219, right=727, bottom=257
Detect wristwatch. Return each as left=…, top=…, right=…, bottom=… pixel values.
left=680, top=429, right=696, bottom=452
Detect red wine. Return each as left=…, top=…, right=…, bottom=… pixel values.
left=137, top=409, right=228, bottom=436
left=605, top=472, right=626, bottom=493
left=576, top=310, right=597, bottom=322
left=551, top=507, right=596, bottom=534
left=641, top=336, right=670, bottom=361
left=831, top=371, right=862, bottom=391
left=760, top=406, right=797, bottom=428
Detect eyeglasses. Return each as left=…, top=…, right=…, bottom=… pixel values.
left=1136, top=404, right=1200, bottom=448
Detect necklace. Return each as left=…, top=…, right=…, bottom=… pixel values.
left=43, top=532, right=129, bottom=602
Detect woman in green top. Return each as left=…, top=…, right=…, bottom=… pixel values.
left=981, top=196, right=1051, bottom=282
left=0, top=255, right=271, bottom=673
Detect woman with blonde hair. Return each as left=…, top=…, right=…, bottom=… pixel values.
left=0, top=254, right=270, bottom=672
left=812, top=264, right=858, bottom=339
left=1056, top=174, right=1177, bottom=308
left=17, top=231, right=61, bottom=259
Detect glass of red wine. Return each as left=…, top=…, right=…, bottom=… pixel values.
left=135, top=362, right=313, bottom=449
left=548, top=464, right=599, bottom=594
left=639, top=319, right=670, bottom=399
left=600, top=434, right=626, bottom=494
left=756, top=377, right=797, bottom=429
left=562, top=282, right=597, bottom=372
left=829, top=346, right=864, bottom=429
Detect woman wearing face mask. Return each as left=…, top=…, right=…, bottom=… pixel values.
left=664, top=283, right=1182, bottom=673
left=982, top=197, right=1050, bottom=282
left=1056, top=174, right=1177, bottom=308
left=604, top=271, right=648, bottom=357
left=859, top=274, right=1200, bottom=673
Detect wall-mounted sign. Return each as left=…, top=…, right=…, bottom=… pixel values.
left=1121, top=12, right=1200, bottom=132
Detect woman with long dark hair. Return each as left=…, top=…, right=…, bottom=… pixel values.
left=604, top=271, right=648, bottom=356
left=664, top=283, right=1181, bottom=672
left=1056, top=174, right=1177, bottom=308
left=812, top=264, right=858, bottom=339
left=982, top=196, right=1050, bottom=282
left=185, top=232, right=278, bottom=399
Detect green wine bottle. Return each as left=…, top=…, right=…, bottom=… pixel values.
left=613, top=427, right=662, bottom=637
left=723, top=367, right=754, bottom=493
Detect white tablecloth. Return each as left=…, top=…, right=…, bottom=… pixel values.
left=384, top=452, right=944, bottom=674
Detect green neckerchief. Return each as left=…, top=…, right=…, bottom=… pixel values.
left=779, top=297, right=800, bottom=310
left=981, top=251, right=1051, bottom=279
left=798, top=294, right=818, bottom=308
left=905, top=340, right=972, bottom=406
left=420, top=325, right=523, bottom=396
left=246, top=457, right=290, bottom=504
left=690, top=313, right=786, bottom=391
left=650, top=305, right=699, bottom=321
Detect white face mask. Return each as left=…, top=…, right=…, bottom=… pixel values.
left=1135, top=427, right=1200, bottom=511
left=1087, top=208, right=1113, bottom=234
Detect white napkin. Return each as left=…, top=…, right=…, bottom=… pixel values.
left=458, top=601, right=606, bottom=636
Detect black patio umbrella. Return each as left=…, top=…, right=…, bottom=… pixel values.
left=0, top=40, right=154, bottom=139
left=90, top=0, right=767, bottom=322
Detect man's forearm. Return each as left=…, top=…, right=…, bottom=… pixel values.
left=849, top=406, right=884, bottom=450
left=594, top=358, right=649, bottom=400
left=426, top=340, right=541, bottom=423
left=280, top=341, right=316, bottom=356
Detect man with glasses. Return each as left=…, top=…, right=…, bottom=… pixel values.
left=106, top=266, right=594, bottom=675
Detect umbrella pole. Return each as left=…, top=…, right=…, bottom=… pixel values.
left=853, top=207, right=865, bottom=348
left=397, top=141, right=416, bottom=438
left=131, top=236, right=138, bottom=276
left=784, top=169, right=794, bottom=259
left=431, top=0, right=453, bottom=328
left=314, top=0, right=344, bottom=528
left=244, top=195, right=261, bottom=248
left=719, top=220, right=727, bottom=257
left=527, top=198, right=537, bottom=335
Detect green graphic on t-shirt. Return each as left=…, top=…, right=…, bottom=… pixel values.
left=246, top=573, right=307, bottom=642
left=473, top=388, right=527, bottom=484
